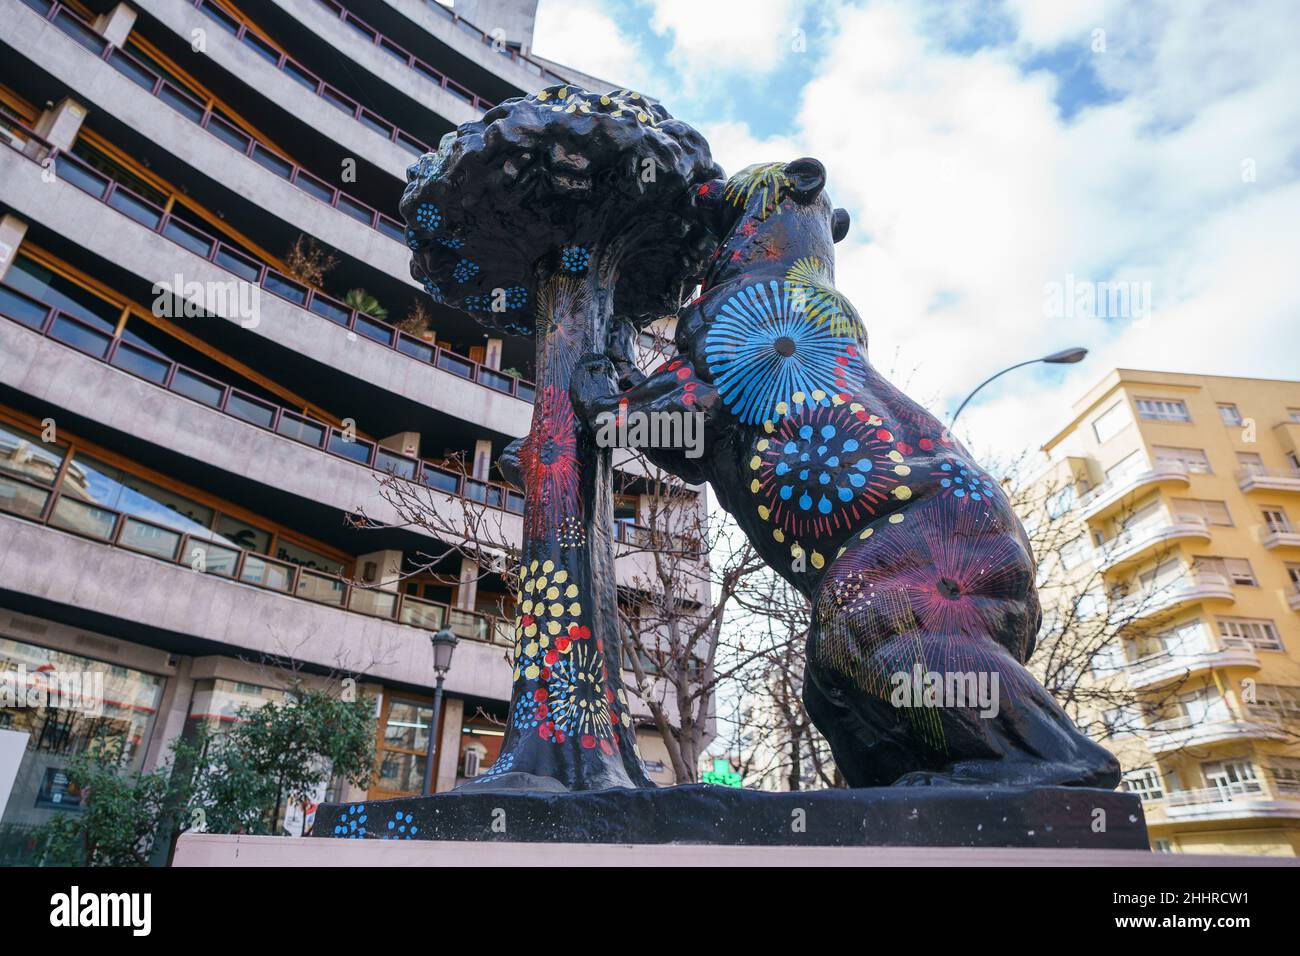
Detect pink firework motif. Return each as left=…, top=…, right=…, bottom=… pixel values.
left=755, top=400, right=905, bottom=539
left=518, top=385, right=581, bottom=541
left=816, top=496, right=1038, bottom=710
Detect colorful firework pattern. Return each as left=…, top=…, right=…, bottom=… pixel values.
left=705, top=279, right=865, bottom=425
left=814, top=496, right=1036, bottom=727
left=751, top=393, right=909, bottom=540
left=517, top=386, right=580, bottom=541
left=786, top=257, right=856, bottom=337
left=723, top=162, right=791, bottom=220
left=509, top=558, right=624, bottom=748
left=932, top=457, right=997, bottom=502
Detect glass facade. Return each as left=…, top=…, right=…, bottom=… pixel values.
left=0, top=637, right=165, bottom=862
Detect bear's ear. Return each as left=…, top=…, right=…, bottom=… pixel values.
left=785, top=157, right=826, bottom=203
left=832, top=208, right=851, bottom=243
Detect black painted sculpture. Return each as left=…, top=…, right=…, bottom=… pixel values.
left=401, top=86, right=720, bottom=790
left=571, top=158, right=1122, bottom=789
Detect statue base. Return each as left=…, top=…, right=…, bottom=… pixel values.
left=309, top=784, right=1148, bottom=849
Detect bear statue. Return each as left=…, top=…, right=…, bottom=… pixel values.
left=568, top=157, right=1121, bottom=789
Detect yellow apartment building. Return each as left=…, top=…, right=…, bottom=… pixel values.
left=1035, top=369, right=1300, bottom=856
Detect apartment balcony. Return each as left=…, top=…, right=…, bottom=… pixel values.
left=1160, top=782, right=1300, bottom=822
left=0, top=136, right=535, bottom=438
left=1124, top=635, right=1260, bottom=691
left=1261, top=528, right=1300, bottom=550
left=4, top=2, right=411, bottom=275
left=1288, top=588, right=1300, bottom=612
left=1076, top=462, right=1190, bottom=522
left=0, top=509, right=515, bottom=700
left=134, top=0, right=434, bottom=171
left=1094, top=514, right=1211, bottom=571
left=1111, top=571, right=1235, bottom=623
left=1238, top=468, right=1300, bottom=494
left=1145, top=709, right=1290, bottom=754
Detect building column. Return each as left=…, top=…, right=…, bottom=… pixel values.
left=357, top=549, right=404, bottom=591
left=33, top=96, right=88, bottom=152
left=433, top=696, right=465, bottom=793
left=0, top=215, right=28, bottom=282
left=455, top=556, right=479, bottom=609
left=140, top=654, right=195, bottom=775
left=484, top=337, right=503, bottom=370
left=94, top=2, right=138, bottom=47
left=472, top=439, right=493, bottom=480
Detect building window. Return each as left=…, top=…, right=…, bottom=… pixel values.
left=1172, top=497, right=1233, bottom=526
left=1250, top=685, right=1300, bottom=722
left=1262, top=507, right=1292, bottom=533
left=1136, top=398, right=1191, bottom=422
left=1201, top=759, right=1261, bottom=796
left=1288, top=408, right=1300, bottom=424
left=1152, top=839, right=1176, bottom=853
left=1105, top=449, right=1146, bottom=483
left=1217, top=617, right=1283, bottom=651
left=1193, top=557, right=1257, bottom=586
left=1270, top=757, right=1300, bottom=795
left=1153, top=445, right=1211, bottom=473
left=1046, top=485, right=1074, bottom=519
left=372, top=697, right=434, bottom=797
left=1217, top=403, right=1243, bottom=426
left=1237, top=452, right=1264, bottom=475
left=1059, top=535, right=1088, bottom=571
left=1091, top=401, right=1132, bottom=443
left=1286, top=564, right=1300, bottom=595
left=1122, top=768, right=1164, bottom=801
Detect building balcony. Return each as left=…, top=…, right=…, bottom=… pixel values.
left=1111, top=571, right=1235, bottom=623
left=1159, top=782, right=1300, bottom=822
left=1093, top=514, right=1211, bottom=571
left=1145, top=709, right=1290, bottom=754
left=1288, top=588, right=1300, bottom=612
left=1261, top=528, right=1300, bottom=550
left=1124, top=635, right=1259, bottom=690
left=1238, top=468, right=1300, bottom=494
left=0, top=138, right=536, bottom=437
left=4, top=2, right=411, bottom=274
left=1077, top=462, right=1190, bottom=522
left=0, top=508, right=515, bottom=699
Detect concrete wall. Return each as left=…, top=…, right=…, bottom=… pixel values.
left=0, top=148, right=530, bottom=440
left=0, top=512, right=514, bottom=700
left=1, top=5, right=412, bottom=281
left=270, top=0, right=492, bottom=122
left=133, top=0, right=418, bottom=178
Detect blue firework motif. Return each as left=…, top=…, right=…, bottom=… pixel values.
left=753, top=396, right=908, bottom=538
left=452, top=258, right=480, bottom=283
left=705, top=280, right=865, bottom=425
left=933, top=458, right=997, bottom=502
left=333, top=804, right=369, bottom=839
left=422, top=278, right=444, bottom=303
left=559, top=245, right=590, bottom=273
left=504, top=286, right=528, bottom=310
left=384, top=810, right=418, bottom=840
left=463, top=294, right=487, bottom=312
left=405, top=228, right=425, bottom=250
left=480, top=751, right=515, bottom=778
left=413, top=203, right=442, bottom=231
left=436, top=236, right=464, bottom=249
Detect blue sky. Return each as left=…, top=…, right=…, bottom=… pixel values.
left=532, top=0, right=1300, bottom=465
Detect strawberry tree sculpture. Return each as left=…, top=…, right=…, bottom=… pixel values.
left=401, top=86, right=720, bottom=790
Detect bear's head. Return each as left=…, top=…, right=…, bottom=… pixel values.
left=691, top=157, right=850, bottom=288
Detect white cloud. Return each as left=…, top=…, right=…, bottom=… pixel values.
left=647, top=0, right=800, bottom=79
left=531, top=0, right=657, bottom=93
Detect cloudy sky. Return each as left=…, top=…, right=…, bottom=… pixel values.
left=531, top=0, right=1300, bottom=464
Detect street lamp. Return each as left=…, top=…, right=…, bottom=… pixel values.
left=949, top=347, right=1088, bottom=426
left=421, top=627, right=459, bottom=796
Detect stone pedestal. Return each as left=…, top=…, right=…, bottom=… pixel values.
left=307, top=784, right=1149, bottom=849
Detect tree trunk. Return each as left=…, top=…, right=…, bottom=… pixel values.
left=477, top=267, right=652, bottom=790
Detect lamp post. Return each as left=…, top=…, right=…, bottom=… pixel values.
left=421, top=627, right=459, bottom=796
left=949, top=347, right=1088, bottom=426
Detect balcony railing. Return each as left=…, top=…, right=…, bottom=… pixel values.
left=1123, top=630, right=1258, bottom=688
left=1111, top=570, right=1234, bottom=621
left=0, top=474, right=513, bottom=645
left=1094, top=514, right=1210, bottom=570
left=1261, top=527, right=1300, bottom=549
left=0, top=283, right=527, bottom=517
left=1237, top=467, right=1300, bottom=493
left=405, top=0, right=576, bottom=86
left=185, top=0, right=435, bottom=155
left=19, top=0, right=408, bottom=241
left=0, top=118, right=538, bottom=404
left=1076, top=461, right=1189, bottom=519
left=1164, top=782, right=1266, bottom=809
